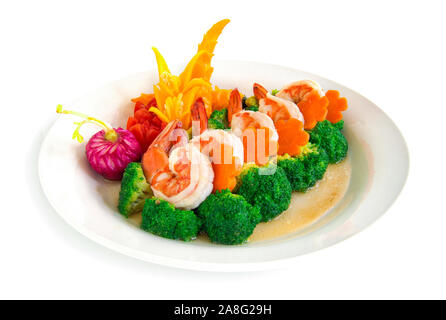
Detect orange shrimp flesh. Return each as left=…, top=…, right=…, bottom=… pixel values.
left=142, top=120, right=183, bottom=181
left=150, top=148, right=192, bottom=197
left=142, top=119, right=214, bottom=209
left=142, top=120, right=191, bottom=196
left=254, top=83, right=301, bottom=123
left=277, top=81, right=321, bottom=103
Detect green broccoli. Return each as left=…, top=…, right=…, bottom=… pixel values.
left=197, top=189, right=261, bottom=245
left=277, top=143, right=329, bottom=192
left=234, top=163, right=292, bottom=222
left=243, top=96, right=259, bottom=112
left=208, top=108, right=229, bottom=129
left=118, top=162, right=153, bottom=218
left=141, top=198, right=201, bottom=242
left=271, top=89, right=279, bottom=96
left=309, top=120, right=348, bottom=164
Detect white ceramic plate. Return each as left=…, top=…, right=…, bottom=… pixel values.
left=39, top=61, right=409, bottom=271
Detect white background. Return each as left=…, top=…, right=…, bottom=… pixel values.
left=1, top=0, right=445, bottom=299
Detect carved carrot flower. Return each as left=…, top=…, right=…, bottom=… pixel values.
left=325, top=90, right=348, bottom=123
left=275, top=118, right=309, bottom=156
left=297, top=93, right=329, bottom=130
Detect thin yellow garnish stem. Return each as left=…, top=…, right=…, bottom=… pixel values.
left=56, top=104, right=117, bottom=143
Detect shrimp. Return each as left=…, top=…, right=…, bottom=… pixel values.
left=228, top=89, right=278, bottom=165
left=191, top=97, right=243, bottom=192
left=253, top=83, right=310, bottom=157
left=230, top=111, right=278, bottom=142
left=191, top=129, right=244, bottom=166
left=275, top=80, right=328, bottom=130
left=142, top=120, right=214, bottom=210
left=276, top=80, right=324, bottom=104
left=253, top=83, right=304, bottom=124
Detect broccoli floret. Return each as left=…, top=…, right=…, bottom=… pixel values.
left=333, top=120, right=344, bottom=131
left=277, top=143, right=329, bottom=192
left=197, top=189, right=261, bottom=245
left=271, top=89, right=279, bottom=96
left=118, top=162, right=153, bottom=217
left=208, top=108, right=229, bottom=129
left=309, top=120, right=348, bottom=164
left=245, top=106, right=259, bottom=112
left=234, top=163, right=292, bottom=222
left=141, top=198, right=201, bottom=241
left=243, top=96, right=259, bottom=112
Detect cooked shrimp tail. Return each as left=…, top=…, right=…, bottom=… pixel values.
left=149, top=120, right=182, bottom=152
left=143, top=120, right=185, bottom=182
left=253, top=83, right=268, bottom=100
left=228, top=88, right=243, bottom=124
left=191, top=97, right=208, bottom=136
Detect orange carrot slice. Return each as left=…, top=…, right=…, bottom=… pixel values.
left=275, top=118, right=309, bottom=156
left=325, top=90, right=348, bottom=123
left=242, top=127, right=276, bottom=166
left=210, top=144, right=240, bottom=192
left=212, top=159, right=239, bottom=192
left=297, top=93, right=329, bottom=130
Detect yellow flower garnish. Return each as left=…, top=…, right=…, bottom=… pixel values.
left=145, top=19, right=231, bottom=129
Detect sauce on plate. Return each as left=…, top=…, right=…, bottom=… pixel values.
left=249, top=159, right=351, bottom=242
left=128, top=158, right=351, bottom=243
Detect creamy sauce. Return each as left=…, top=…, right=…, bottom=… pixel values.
left=128, top=210, right=142, bottom=227
left=127, top=158, right=351, bottom=242
left=249, top=158, right=351, bottom=242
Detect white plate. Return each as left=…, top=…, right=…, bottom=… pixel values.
left=38, top=61, right=409, bottom=272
